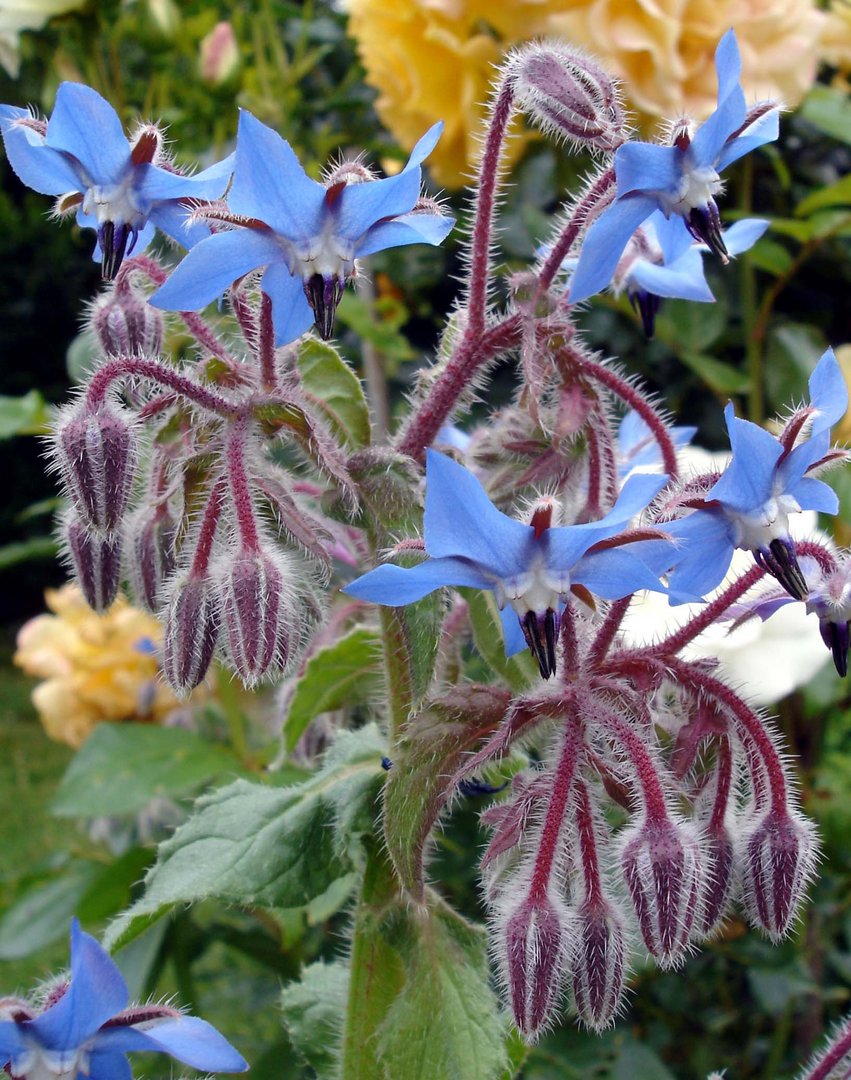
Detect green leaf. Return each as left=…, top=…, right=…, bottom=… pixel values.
left=52, top=724, right=244, bottom=818
left=748, top=238, right=793, bottom=276
left=66, top=327, right=100, bottom=384
left=765, top=321, right=828, bottom=409
left=610, top=1037, right=677, bottom=1080
left=383, top=685, right=511, bottom=899
left=796, top=172, right=851, bottom=216
left=678, top=352, right=751, bottom=395
left=660, top=297, right=728, bottom=352
left=0, top=536, right=57, bottom=570
left=459, top=588, right=536, bottom=692
left=281, top=960, right=349, bottom=1079
left=282, top=627, right=382, bottom=752
left=104, top=725, right=386, bottom=951
left=0, top=390, right=51, bottom=439
left=336, top=290, right=414, bottom=369
left=800, top=85, right=851, bottom=146
left=297, top=336, right=371, bottom=449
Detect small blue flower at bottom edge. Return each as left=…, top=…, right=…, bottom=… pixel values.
left=0, top=919, right=247, bottom=1080
left=343, top=450, right=677, bottom=679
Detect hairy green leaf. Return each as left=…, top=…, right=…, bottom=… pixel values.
left=281, top=960, right=349, bottom=1079
left=297, top=336, right=371, bottom=449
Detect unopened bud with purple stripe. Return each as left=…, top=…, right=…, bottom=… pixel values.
left=570, top=899, right=628, bottom=1031
left=738, top=808, right=818, bottom=941
left=214, top=546, right=295, bottom=686
left=510, top=42, right=626, bottom=153
left=619, top=816, right=703, bottom=968
left=91, top=282, right=164, bottom=357
left=162, top=573, right=219, bottom=693
left=128, top=505, right=178, bottom=611
left=64, top=515, right=122, bottom=611
left=54, top=402, right=138, bottom=534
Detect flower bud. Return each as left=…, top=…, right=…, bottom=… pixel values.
left=570, top=900, right=628, bottom=1031
left=162, top=575, right=219, bottom=693
left=64, top=516, right=121, bottom=612
left=199, top=21, right=240, bottom=87
left=128, top=506, right=178, bottom=611
left=55, top=403, right=138, bottom=534
left=619, top=817, right=703, bottom=968
left=694, top=823, right=736, bottom=939
left=215, top=548, right=295, bottom=686
left=510, top=42, right=625, bottom=153
left=91, top=284, right=164, bottom=357
left=500, top=893, right=572, bottom=1039
left=738, top=808, right=818, bottom=941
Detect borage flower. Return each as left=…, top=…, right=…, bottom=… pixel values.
left=344, top=450, right=674, bottom=679
left=570, top=29, right=778, bottom=303
left=666, top=348, right=848, bottom=602
left=0, top=83, right=234, bottom=277
left=152, top=111, right=454, bottom=345
left=0, top=918, right=247, bottom=1079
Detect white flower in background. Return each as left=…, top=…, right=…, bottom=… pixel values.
left=0, top=0, right=86, bottom=77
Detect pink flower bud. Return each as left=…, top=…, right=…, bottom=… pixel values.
left=162, top=575, right=219, bottom=693
left=128, top=506, right=177, bottom=611
left=570, top=900, right=628, bottom=1031
left=695, top=823, right=736, bottom=939
left=199, top=21, right=240, bottom=87
left=738, top=808, right=818, bottom=941
left=64, top=516, right=121, bottom=611
left=619, top=817, right=703, bottom=968
left=215, top=548, right=294, bottom=686
left=54, top=403, right=138, bottom=534
left=500, top=893, right=572, bottom=1039
left=510, top=42, right=625, bottom=153
left=91, top=284, right=164, bottom=357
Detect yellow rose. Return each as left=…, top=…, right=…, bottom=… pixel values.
left=15, top=583, right=194, bottom=748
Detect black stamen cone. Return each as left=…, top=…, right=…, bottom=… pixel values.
left=303, top=273, right=345, bottom=339
left=819, top=619, right=850, bottom=677
left=753, top=537, right=809, bottom=601
left=99, top=221, right=133, bottom=279
left=520, top=608, right=559, bottom=680
left=628, top=287, right=662, bottom=338
left=685, top=201, right=728, bottom=262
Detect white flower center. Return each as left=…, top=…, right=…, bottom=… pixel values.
left=494, top=557, right=570, bottom=616
left=287, top=221, right=355, bottom=281
left=82, top=180, right=146, bottom=228
left=12, top=1044, right=89, bottom=1080
left=726, top=492, right=802, bottom=552
left=663, top=164, right=722, bottom=216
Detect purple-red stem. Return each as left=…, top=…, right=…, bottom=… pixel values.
left=575, top=781, right=604, bottom=907
left=801, top=1022, right=851, bottom=1080
left=258, top=292, right=278, bottom=391
left=226, top=415, right=261, bottom=552
left=86, top=356, right=238, bottom=417
left=559, top=602, right=580, bottom=676
left=190, top=478, right=226, bottom=577
left=528, top=712, right=583, bottom=901
left=537, top=167, right=615, bottom=296
left=587, top=597, right=632, bottom=667
left=591, top=696, right=669, bottom=822
left=798, top=540, right=838, bottom=576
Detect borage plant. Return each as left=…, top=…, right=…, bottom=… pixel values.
left=2, top=25, right=850, bottom=1080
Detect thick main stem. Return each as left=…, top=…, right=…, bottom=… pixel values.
left=190, top=478, right=226, bottom=577
left=226, top=415, right=261, bottom=552
left=528, top=712, right=583, bottom=901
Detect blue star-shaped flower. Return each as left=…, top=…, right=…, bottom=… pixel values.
left=0, top=82, right=235, bottom=277
left=667, top=348, right=847, bottom=601
left=344, top=450, right=673, bottom=678
left=0, top=919, right=247, bottom=1079
left=570, top=29, right=778, bottom=304
left=151, top=111, right=454, bottom=346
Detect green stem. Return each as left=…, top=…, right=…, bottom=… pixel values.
left=378, top=607, right=414, bottom=743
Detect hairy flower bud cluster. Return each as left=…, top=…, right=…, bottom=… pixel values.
left=738, top=807, right=818, bottom=941
left=91, top=279, right=164, bottom=357
left=510, top=42, right=626, bottom=153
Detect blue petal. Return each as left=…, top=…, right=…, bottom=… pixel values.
left=573, top=545, right=671, bottom=599
left=31, top=920, right=128, bottom=1052
left=499, top=605, right=528, bottom=657
left=334, top=121, right=444, bottom=244
left=630, top=249, right=714, bottom=301
left=713, top=30, right=743, bottom=101
left=151, top=227, right=281, bottom=311
left=807, top=348, right=847, bottom=435
left=423, top=450, right=533, bottom=577
left=228, top=110, right=325, bottom=241
left=149, top=201, right=210, bottom=249
left=716, top=109, right=779, bottom=172
left=777, top=429, right=830, bottom=491
left=91, top=1016, right=248, bottom=1072
left=44, top=83, right=129, bottom=185
left=784, top=475, right=839, bottom=515
left=134, top=153, right=235, bottom=202
left=0, top=1021, right=27, bottom=1062
left=664, top=510, right=737, bottom=601
left=0, top=105, right=83, bottom=195
left=652, top=211, right=693, bottom=262
left=708, top=407, right=782, bottom=512
left=723, top=218, right=770, bottom=256
left=615, top=142, right=679, bottom=197
left=343, top=555, right=492, bottom=605
left=570, top=193, right=659, bottom=303
left=688, top=83, right=746, bottom=170
left=88, top=1050, right=132, bottom=1080
left=261, top=262, right=315, bottom=346
left=356, top=212, right=454, bottom=258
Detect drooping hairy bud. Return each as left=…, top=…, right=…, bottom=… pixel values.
left=128, top=505, right=178, bottom=611
left=499, top=892, right=573, bottom=1040
left=570, top=899, right=628, bottom=1031
left=737, top=808, right=819, bottom=941
left=619, top=816, right=703, bottom=968
left=91, top=284, right=164, bottom=357
left=214, top=547, right=295, bottom=686
left=162, top=574, right=219, bottom=693
left=510, top=42, right=626, bottom=153
left=54, top=402, right=139, bottom=534
left=64, top=516, right=121, bottom=611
